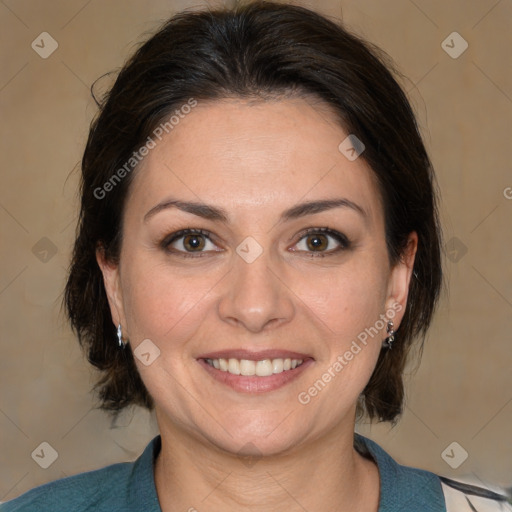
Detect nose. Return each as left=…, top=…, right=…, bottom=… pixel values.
left=217, top=246, right=295, bottom=333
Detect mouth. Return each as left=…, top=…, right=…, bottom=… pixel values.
left=204, top=356, right=306, bottom=376
left=196, top=350, right=314, bottom=393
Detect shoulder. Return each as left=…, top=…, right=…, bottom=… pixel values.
left=1, top=436, right=162, bottom=512
left=355, top=434, right=446, bottom=510
left=354, top=433, right=511, bottom=512
left=1, top=462, right=132, bottom=512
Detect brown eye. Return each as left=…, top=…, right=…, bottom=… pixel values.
left=162, top=228, right=219, bottom=258
left=182, top=233, right=206, bottom=251
left=292, top=228, right=351, bottom=257
left=305, top=233, right=329, bottom=251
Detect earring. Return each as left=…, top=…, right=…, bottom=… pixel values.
left=117, top=324, right=126, bottom=348
left=382, top=321, right=395, bottom=350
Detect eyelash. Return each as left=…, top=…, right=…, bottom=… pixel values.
left=160, top=227, right=351, bottom=259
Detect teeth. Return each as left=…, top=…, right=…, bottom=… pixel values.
left=273, top=358, right=284, bottom=373
left=256, top=359, right=273, bottom=377
left=205, top=357, right=304, bottom=376
left=228, top=358, right=241, bottom=375
left=240, top=359, right=255, bottom=376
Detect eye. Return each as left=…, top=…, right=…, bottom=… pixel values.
left=162, top=228, right=220, bottom=257
left=291, top=227, right=351, bottom=257
left=161, top=227, right=351, bottom=259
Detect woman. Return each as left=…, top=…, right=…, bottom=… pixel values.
left=2, top=2, right=510, bottom=511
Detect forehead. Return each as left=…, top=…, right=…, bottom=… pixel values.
left=127, top=97, right=383, bottom=227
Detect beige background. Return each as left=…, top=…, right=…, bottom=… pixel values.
left=1, top=0, right=511, bottom=502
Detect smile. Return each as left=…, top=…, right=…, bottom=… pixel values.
left=204, top=357, right=304, bottom=376
left=198, top=355, right=314, bottom=393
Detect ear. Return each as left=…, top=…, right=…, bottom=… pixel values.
left=384, top=231, right=418, bottom=326
left=96, top=245, right=127, bottom=331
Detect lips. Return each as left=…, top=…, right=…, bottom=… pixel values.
left=196, top=349, right=314, bottom=393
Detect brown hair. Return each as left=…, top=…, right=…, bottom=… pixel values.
left=65, top=0, right=444, bottom=421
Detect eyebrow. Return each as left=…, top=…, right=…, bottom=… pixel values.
left=143, top=197, right=368, bottom=224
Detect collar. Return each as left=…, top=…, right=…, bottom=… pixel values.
left=355, top=433, right=446, bottom=511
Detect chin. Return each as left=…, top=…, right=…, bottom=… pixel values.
left=207, top=418, right=307, bottom=459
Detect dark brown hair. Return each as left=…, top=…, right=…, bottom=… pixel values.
left=65, top=0, right=443, bottom=421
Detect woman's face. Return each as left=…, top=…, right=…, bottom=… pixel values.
left=99, top=97, right=416, bottom=456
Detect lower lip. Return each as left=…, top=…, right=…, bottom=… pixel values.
left=197, top=358, right=314, bottom=393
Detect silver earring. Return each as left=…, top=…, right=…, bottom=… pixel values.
left=382, top=321, right=395, bottom=350
left=117, top=324, right=126, bottom=348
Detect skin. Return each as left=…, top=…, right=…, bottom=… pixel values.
left=97, top=96, right=417, bottom=512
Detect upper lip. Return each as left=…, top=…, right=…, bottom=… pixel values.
left=197, top=349, right=313, bottom=361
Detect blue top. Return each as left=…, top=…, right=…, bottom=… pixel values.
left=2, top=433, right=447, bottom=511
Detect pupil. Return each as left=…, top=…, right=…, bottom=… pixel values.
left=308, top=234, right=326, bottom=251
left=185, top=235, right=204, bottom=251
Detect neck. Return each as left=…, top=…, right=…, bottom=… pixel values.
left=154, top=420, right=380, bottom=512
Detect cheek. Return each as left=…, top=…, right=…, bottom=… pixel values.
left=120, top=257, right=218, bottom=346
left=293, top=260, right=389, bottom=346
left=290, top=255, right=388, bottom=399
left=294, top=272, right=387, bottom=418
